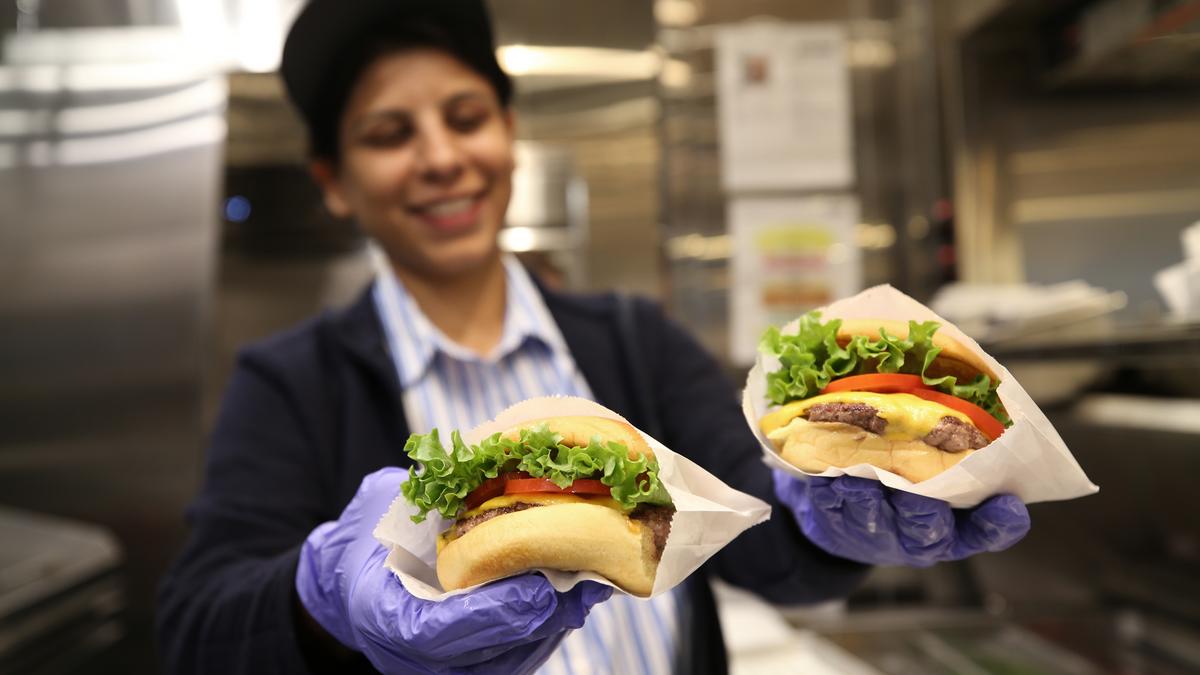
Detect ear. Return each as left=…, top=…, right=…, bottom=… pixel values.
left=501, top=107, right=516, bottom=137
left=308, top=159, right=352, bottom=218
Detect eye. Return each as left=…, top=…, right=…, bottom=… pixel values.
left=359, top=119, right=413, bottom=147
left=447, top=111, right=487, bottom=134
left=445, top=101, right=491, bottom=134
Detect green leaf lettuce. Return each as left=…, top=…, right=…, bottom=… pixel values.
left=760, top=311, right=1010, bottom=426
left=400, top=424, right=673, bottom=523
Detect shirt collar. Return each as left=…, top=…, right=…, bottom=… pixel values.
left=370, top=246, right=572, bottom=388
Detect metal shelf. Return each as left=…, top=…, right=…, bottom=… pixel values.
left=983, top=321, right=1200, bottom=362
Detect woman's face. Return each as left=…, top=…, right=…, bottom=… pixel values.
left=314, top=48, right=514, bottom=280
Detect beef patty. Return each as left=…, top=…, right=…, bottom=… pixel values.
left=804, top=402, right=989, bottom=452
left=448, top=501, right=675, bottom=560
left=806, top=402, right=887, bottom=434
left=450, top=502, right=538, bottom=541
left=629, top=504, right=674, bottom=560
left=922, top=416, right=989, bottom=451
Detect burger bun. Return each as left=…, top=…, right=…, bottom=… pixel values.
left=502, top=416, right=654, bottom=462
left=771, top=417, right=973, bottom=483
left=436, top=501, right=660, bottom=596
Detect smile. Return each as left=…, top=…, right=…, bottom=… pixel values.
left=411, top=193, right=486, bottom=232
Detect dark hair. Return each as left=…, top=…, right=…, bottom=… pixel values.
left=306, top=19, right=513, bottom=162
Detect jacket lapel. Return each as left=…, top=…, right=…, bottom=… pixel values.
left=328, top=283, right=410, bottom=442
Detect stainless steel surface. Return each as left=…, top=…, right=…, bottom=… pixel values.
left=503, top=142, right=590, bottom=287
left=805, top=608, right=1200, bottom=675
left=985, top=320, right=1200, bottom=361
left=513, top=83, right=660, bottom=296
left=1, top=1, right=181, bottom=31
left=1, top=23, right=223, bottom=673
left=487, top=0, right=654, bottom=50
left=937, top=0, right=1200, bottom=313
left=1044, top=0, right=1200, bottom=87
left=0, top=507, right=123, bottom=675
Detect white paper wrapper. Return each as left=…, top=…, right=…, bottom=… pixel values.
left=374, top=396, right=772, bottom=600
left=743, top=284, right=1099, bottom=508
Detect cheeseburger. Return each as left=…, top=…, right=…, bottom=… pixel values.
left=400, top=416, right=674, bottom=596
left=758, top=312, right=1010, bottom=483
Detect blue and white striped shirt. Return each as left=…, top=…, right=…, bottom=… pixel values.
left=371, top=251, right=680, bottom=675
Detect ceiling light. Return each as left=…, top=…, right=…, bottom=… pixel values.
left=655, top=0, right=699, bottom=27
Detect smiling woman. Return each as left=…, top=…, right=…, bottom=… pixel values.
left=310, top=48, right=516, bottom=288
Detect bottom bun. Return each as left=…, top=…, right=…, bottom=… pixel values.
left=772, top=418, right=973, bottom=483
left=437, top=502, right=660, bottom=596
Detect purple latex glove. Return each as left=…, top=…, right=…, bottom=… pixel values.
left=773, top=470, right=1030, bottom=567
left=296, top=467, right=612, bottom=674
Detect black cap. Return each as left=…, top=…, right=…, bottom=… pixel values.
left=280, top=0, right=512, bottom=157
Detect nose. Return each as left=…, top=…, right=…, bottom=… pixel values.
left=414, top=122, right=464, bottom=184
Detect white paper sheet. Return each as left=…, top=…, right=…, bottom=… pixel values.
left=715, top=22, right=854, bottom=191
left=742, top=284, right=1100, bottom=508
left=374, top=396, right=772, bottom=600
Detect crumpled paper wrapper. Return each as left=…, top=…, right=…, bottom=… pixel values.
left=743, top=284, right=1100, bottom=508
left=374, top=396, right=771, bottom=600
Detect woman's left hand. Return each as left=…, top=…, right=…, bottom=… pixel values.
left=772, top=470, right=1031, bottom=567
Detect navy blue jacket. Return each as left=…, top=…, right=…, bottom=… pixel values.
left=156, top=285, right=868, bottom=674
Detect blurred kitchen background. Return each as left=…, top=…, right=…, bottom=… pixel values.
left=2, top=0, right=1199, bottom=673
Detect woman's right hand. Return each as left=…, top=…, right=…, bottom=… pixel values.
left=295, top=467, right=612, bottom=674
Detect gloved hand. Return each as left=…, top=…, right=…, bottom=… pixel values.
left=296, top=467, right=612, bottom=674
left=773, top=470, right=1030, bottom=567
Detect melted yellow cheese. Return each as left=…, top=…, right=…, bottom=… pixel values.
left=761, top=391, right=971, bottom=441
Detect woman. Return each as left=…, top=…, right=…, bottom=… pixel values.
left=156, top=1, right=1030, bottom=673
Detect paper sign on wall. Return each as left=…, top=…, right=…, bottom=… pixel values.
left=715, top=22, right=854, bottom=192
left=729, top=195, right=861, bottom=365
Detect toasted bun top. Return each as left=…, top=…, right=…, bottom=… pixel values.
left=835, top=319, right=999, bottom=384
left=501, top=416, right=654, bottom=462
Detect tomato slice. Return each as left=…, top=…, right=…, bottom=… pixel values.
left=466, top=472, right=616, bottom=511
left=504, top=477, right=611, bottom=498
left=821, top=374, right=928, bottom=394
left=907, top=388, right=1005, bottom=442
left=464, top=473, right=515, bottom=510
left=563, top=479, right=611, bottom=496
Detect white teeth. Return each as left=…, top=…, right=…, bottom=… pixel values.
left=424, top=197, right=475, bottom=217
